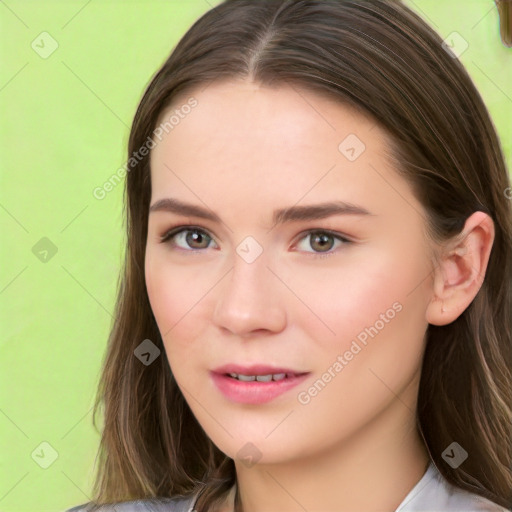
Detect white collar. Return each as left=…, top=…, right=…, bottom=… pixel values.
left=395, top=462, right=507, bottom=511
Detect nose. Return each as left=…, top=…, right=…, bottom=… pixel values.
left=212, top=251, right=287, bottom=337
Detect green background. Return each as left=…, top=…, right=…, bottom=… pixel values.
left=0, top=1, right=510, bottom=511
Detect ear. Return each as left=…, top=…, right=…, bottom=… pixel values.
left=426, top=211, right=495, bottom=326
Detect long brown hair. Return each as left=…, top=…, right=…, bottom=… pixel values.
left=86, top=1, right=512, bottom=510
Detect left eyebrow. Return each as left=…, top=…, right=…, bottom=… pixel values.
left=149, top=197, right=376, bottom=225
left=272, top=201, right=375, bottom=225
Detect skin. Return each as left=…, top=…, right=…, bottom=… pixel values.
left=145, top=79, right=495, bottom=512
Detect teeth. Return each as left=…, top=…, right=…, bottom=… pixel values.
left=238, top=374, right=256, bottom=382
left=228, top=372, right=289, bottom=381
left=256, top=374, right=272, bottom=382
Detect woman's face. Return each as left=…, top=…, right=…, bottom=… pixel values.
left=145, top=80, right=435, bottom=464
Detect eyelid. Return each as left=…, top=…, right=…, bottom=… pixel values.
left=159, top=225, right=217, bottom=247
left=159, top=225, right=353, bottom=256
left=291, top=229, right=352, bottom=258
left=293, top=228, right=352, bottom=245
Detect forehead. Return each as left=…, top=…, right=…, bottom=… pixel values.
left=148, top=80, right=419, bottom=223
left=153, top=80, right=378, bottom=158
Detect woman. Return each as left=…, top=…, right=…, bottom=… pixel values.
left=67, top=0, right=512, bottom=510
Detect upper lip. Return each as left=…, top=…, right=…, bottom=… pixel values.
left=212, top=364, right=309, bottom=377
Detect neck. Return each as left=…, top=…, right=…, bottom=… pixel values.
left=223, top=380, right=430, bottom=512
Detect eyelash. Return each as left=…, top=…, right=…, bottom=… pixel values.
left=159, top=225, right=352, bottom=259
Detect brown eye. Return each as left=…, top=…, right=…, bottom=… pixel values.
left=310, top=232, right=336, bottom=252
left=160, top=227, right=217, bottom=251
left=184, top=230, right=211, bottom=249
left=295, top=230, right=351, bottom=257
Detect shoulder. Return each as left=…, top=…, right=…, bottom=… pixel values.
left=440, top=489, right=511, bottom=512
left=65, top=495, right=197, bottom=512
left=396, top=462, right=510, bottom=512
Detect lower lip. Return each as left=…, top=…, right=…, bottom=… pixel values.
left=210, top=372, right=310, bottom=404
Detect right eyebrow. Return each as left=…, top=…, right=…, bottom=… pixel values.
left=149, top=197, right=375, bottom=226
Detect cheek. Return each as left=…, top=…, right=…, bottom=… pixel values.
left=145, top=254, right=211, bottom=370
left=288, top=253, right=428, bottom=439
left=283, top=245, right=430, bottom=366
left=280, top=251, right=407, bottom=335
left=146, top=254, right=203, bottom=333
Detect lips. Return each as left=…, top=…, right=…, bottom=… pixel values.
left=211, top=364, right=310, bottom=404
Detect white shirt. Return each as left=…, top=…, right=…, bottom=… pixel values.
left=394, top=461, right=509, bottom=512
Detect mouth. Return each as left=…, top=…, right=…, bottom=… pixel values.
left=211, top=364, right=310, bottom=404
left=225, top=372, right=295, bottom=382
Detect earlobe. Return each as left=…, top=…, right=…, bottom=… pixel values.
left=425, top=211, right=495, bottom=326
